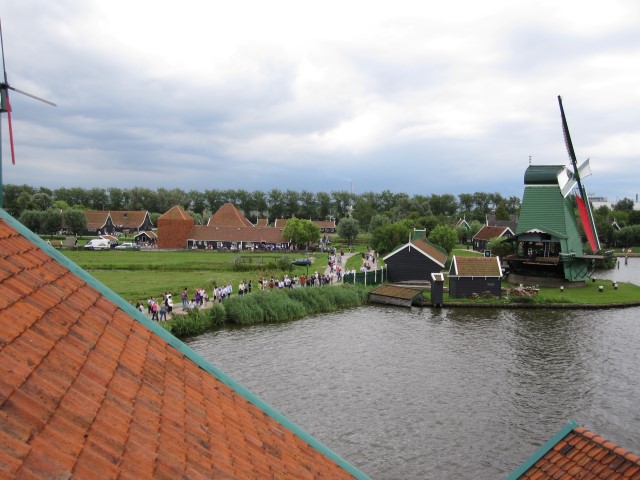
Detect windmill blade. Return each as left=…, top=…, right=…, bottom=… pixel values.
left=557, top=166, right=577, bottom=198
left=5, top=90, right=15, bottom=164
left=578, top=158, right=591, bottom=180
left=557, top=95, right=578, bottom=165
left=7, top=85, right=57, bottom=106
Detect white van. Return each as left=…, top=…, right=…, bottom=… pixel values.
left=84, top=239, right=110, bottom=250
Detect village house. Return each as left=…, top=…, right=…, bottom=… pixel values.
left=472, top=225, right=513, bottom=253
left=82, top=210, right=153, bottom=236
left=383, top=236, right=448, bottom=283
left=448, top=255, right=503, bottom=298
left=158, top=204, right=291, bottom=251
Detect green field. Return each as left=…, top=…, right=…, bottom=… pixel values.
left=60, top=249, right=332, bottom=302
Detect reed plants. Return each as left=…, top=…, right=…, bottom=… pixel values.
left=161, top=302, right=226, bottom=337
left=163, top=285, right=371, bottom=335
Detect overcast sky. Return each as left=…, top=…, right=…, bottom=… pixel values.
left=1, top=1, right=639, bottom=201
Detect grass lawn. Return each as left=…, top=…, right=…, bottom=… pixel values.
left=439, top=278, right=640, bottom=305
left=60, top=249, right=327, bottom=301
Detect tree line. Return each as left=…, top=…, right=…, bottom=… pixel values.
left=4, top=184, right=639, bottom=251
left=3, top=184, right=520, bottom=225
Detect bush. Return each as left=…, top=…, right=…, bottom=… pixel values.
left=165, top=303, right=226, bottom=336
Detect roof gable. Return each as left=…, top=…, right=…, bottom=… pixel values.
left=208, top=203, right=254, bottom=228
left=508, top=420, right=640, bottom=479
left=473, top=225, right=512, bottom=241
left=83, top=210, right=110, bottom=230
left=159, top=205, right=192, bottom=221
left=382, top=238, right=448, bottom=267
left=0, top=209, right=366, bottom=479
left=450, top=256, right=501, bottom=277
left=109, top=210, right=148, bottom=228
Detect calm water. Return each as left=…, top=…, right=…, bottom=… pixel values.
left=185, top=259, right=640, bottom=479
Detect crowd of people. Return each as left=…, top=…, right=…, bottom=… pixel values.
left=133, top=249, right=380, bottom=321
left=135, top=292, right=174, bottom=322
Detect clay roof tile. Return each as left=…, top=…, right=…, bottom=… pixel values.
left=0, top=210, right=366, bottom=480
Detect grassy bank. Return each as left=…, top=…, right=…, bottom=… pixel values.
left=160, top=285, right=371, bottom=337
left=429, top=279, right=640, bottom=306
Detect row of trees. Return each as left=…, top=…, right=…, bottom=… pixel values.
left=5, top=184, right=639, bottom=252
left=3, top=184, right=521, bottom=226
left=19, top=209, right=87, bottom=237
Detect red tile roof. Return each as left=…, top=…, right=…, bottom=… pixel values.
left=450, top=256, right=502, bottom=277
left=274, top=218, right=289, bottom=228
left=83, top=210, right=110, bottom=231
left=314, top=221, right=336, bottom=230
left=159, top=205, right=192, bottom=221
left=188, top=225, right=287, bottom=244
left=0, top=210, right=366, bottom=479
left=134, top=230, right=156, bottom=239
left=412, top=238, right=448, bottom=266
left=473, top=225, right=512, bottom=241
left=109, top=211, right=149, bottom=229
left=208, top=203, right=254, bottom=228
left=255, top=218, right=269, bottom=227
left=510, top=421, right=640, bottom=479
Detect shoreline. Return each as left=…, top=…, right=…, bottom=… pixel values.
left=434, top=301, right=640, bottom=309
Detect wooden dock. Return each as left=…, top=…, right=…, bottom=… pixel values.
left=368, top=284, right=426, bottom=307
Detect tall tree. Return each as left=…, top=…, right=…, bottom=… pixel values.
left=427, top=225, right=458, bottom=254
left=187, top=190, right=207, bottom=214
left=298, top=190, right=317, bottom=219
left=316, top=191, right=333, bottom=220
left=337, top=217, right=360, bottom=249
left=88, top=187, right=109, bottom=210
left=63, top=209, right=88, bottom=236
left=31, top=192, right=53, bottom=211
left=331, top=190, right=355, bottom=219
left=283, top=190, right=300, bottom=218
left=268, top=189, right=285, bottom=220
left=282, top=218, right=320, bottom=249
left=107, top=187, right=126, bottom=210
left=19, top=210, right=45, bottom=233
left=614, top=198, right=634, bottom=212
left=42, top=209, right=64, bottom=236
left=204, top=189, right=225, bottom=214
left=371, top=221, right=411, bottom=254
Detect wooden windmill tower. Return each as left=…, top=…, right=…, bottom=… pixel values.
left=505, top=97, right=612, bottom=285
left=0, top=19, right=56, bottom=208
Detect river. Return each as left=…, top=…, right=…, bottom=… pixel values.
left=185, top=258, right=640, bottom=479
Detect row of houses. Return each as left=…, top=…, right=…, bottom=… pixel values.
left=382, top=230, right=503, bottom=298
left=158, top=203, right=292, bottom=251
left=81, top=207, right=335, bottom=238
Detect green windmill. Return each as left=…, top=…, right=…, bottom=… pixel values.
left=505, top=96, right=613, bottom=285
left=0, top=19, right=56, bottom=208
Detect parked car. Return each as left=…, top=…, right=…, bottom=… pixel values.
left=114, top=242, right=141, bottom=251
left=84, top=239, right=110, bottom=251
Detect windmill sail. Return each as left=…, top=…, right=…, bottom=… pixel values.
left=557, top=96, right=601, bottom=252
left=0, top=19, right=56, bottom=208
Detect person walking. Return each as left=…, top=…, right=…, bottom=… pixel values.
left=159, top=302, right=167, bottom=322
left=181, top=288, right=188, bottom=310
